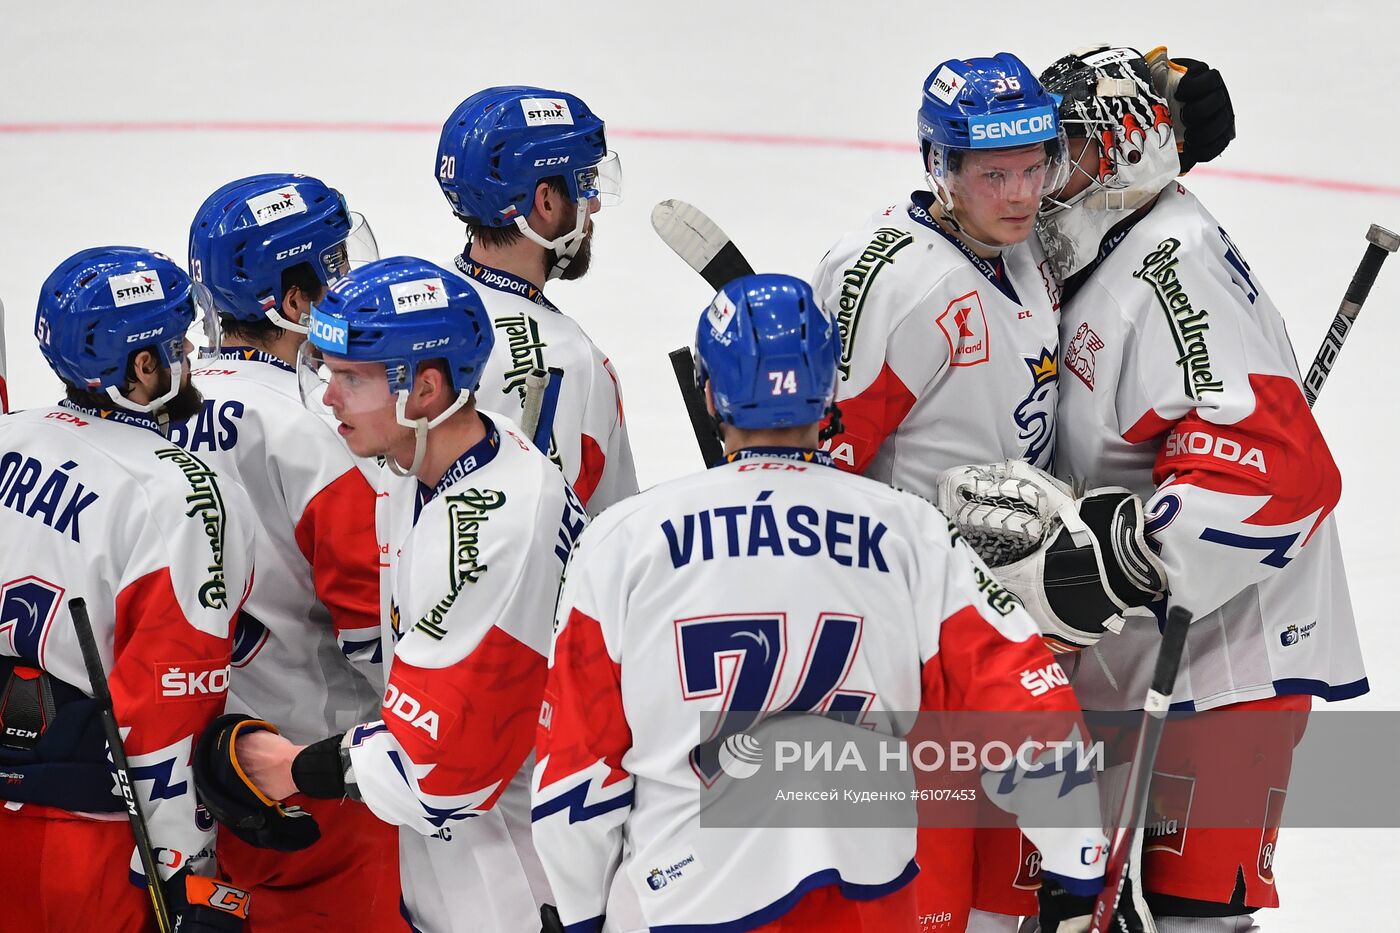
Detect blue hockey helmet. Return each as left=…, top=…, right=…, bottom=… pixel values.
left=188, top=173, right=378, bottom=334
left=917, top=53, right=1071, bottom=216
left=695, top=274, right=838, bottom=430
left=298, top=256, right=494, bottom=474
left=36, top=246, right=219, bottom=414
left=436, top=86, right=621, bottom=227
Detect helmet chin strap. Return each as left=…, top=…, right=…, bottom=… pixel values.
left=105, top=359, right=183, bottom=434
left=514, top=202, right=588, bottom=282
left=265, top=306, right=310, bottom=335
left=385, top=388, right=473, bottom=478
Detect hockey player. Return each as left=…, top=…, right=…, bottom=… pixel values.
left=811, top=49, right=1237, bottom=930
left=530, top=274, right=1151, bottom=933
left=183, top=173, right=401, bottom=931
left=435, top=85, right=637, bottom=513
left=1027, top=45, right=1366, bottom=931
left=0, top=246, right=255, bottom=930
left=193, top=256, right=587, bottom=932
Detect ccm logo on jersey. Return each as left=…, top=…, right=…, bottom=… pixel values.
left=383, top=683, right=442, bottom=740
left=157, top=660, right=231, bottom=700
left=1163, top=430, right=1267, bottom=474
left=1020, top=662, right=1069, bottom=697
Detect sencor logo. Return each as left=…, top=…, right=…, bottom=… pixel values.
left=968, top=112, right=1055, bottom=145
left=308, top=313, right=348, bottom=352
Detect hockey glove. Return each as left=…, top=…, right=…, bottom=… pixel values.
left=166, top=868, right=251, bottom=932
left=1147, top=47, right=1236, bottom=173
left=1037, top=874, right=1151, bottom=933
left=939, top=462, right=1167, bottom=652
left=193, top=714, right=322, bottom=851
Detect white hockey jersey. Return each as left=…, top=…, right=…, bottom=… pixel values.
left=812, top=191, right=1063, bottom=495
left=174, top=350, right=381, bottom=743
left=0, top=403, right=254, bottom=882
left=453, top=256, right=638, bottom=514
left=531, top=448, right=1108, bottom=933
left=350, top=413, right=587, bottom=933
left=1053, top=183, right=1367, bottom=711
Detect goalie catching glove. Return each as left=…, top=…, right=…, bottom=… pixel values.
left=193, top=714, right=322, bottom=851
left=937, top=461, right=1167, bottom=652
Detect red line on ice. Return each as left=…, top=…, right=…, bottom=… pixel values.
left=2, top=119, right=1398, bottom=198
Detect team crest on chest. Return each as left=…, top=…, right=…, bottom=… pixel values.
left=1064, top=322, right=1104, bottom=390
left=1014, top=348, right=1058, bottom=469
left=937, top=291, right=989, bottom=366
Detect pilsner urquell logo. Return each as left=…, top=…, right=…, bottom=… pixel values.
left=1133, top=238, right=1224, bottom=400
left=837, top=228, right=913, bottom=380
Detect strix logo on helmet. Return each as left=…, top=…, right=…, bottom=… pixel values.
left=35, top=246, right=217, bottom=414
left=695, top=274, right=839, bottom=430
left=304, top=256, right=493, bottom=399
left=435, top=86, right=616, bottom=227
left=188, top=173, right=377, bottom=333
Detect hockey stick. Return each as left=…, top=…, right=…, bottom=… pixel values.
left=668, top=348, right=726, bottom=466
left=520, top=368, right=551, bottom=442
left=1, top=296, right=9, bottom=414
left=523, top=367, right=565, bottom=452
left=1303, top=223, right=1399, bottom=407
left=1089, top=606, right=1191, bottom=933
left=651, top=200, right=754, bottom=465
left=69, top=597, right=175, bottom=932
left=650, top=199, right=756, bottom=291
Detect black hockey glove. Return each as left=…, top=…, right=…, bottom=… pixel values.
left=193, top=714, right=321, bottom=851
left=166, top=868, right=251, bottom=932
left=938, top=463, right=1167, bottom=653
left=1038, top=874, right=1150, bottom=933
left=1147, top=48, right=1236, bottom=172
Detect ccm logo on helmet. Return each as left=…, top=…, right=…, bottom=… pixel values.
left=275, top=242, right=313, bottom=260
left=533, top=156, right=570, bottom=167
left=126, top=327, right=166, bottom=343
left=412, top=337, right=450, bottom=351
left=969, top=112, right=1054, bottom=145
left=1164, top=430, right=1268, bottom=474
left=383, top=683, right=441, bottom=739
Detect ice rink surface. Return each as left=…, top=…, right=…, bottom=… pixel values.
left=3, top=1, right=1397, bottom=926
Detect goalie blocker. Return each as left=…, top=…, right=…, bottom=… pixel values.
left=938, top=461, right=1167, bottom=652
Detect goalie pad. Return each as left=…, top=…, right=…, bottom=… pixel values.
left=939, top=462, right=1167, bottom=652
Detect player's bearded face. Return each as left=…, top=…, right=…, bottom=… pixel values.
left=156, top=359, right=204, bottom=422
left=554, top=198, right=597, bottom=281
left=951, top=145, right=1051, bottom=247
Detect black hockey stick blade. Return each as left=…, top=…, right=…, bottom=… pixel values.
left=1303, top=223, right=1398, bottom=407
left=1089, top=605, right=1192, bottom=933
left=669, top=347, right=726, bottom=466
left=651, top=199, right=756, bottom=291
left=70, top=597, right=175, bottom=932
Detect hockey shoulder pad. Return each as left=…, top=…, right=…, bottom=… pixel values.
left=192, top=714, right=321, bottom=852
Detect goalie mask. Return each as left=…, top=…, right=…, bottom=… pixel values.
left=1036, top=46, right=1182, bottom=280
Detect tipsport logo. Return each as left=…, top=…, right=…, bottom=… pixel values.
left=389, top=278, right=449, bottom=314
left=246, top=185, right=308, bottom=226
left=108, top=271, right=166, bottom=308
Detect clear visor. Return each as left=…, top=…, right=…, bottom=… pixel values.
left=296, top=340, right=410, bottom=420
left=320, top=212, right=380, bottom=283
left=940, top=131, right=1073, bottom=205
left=574, top=151, right=623, bottom=206
left=189, top=281, right=223, bottom=360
